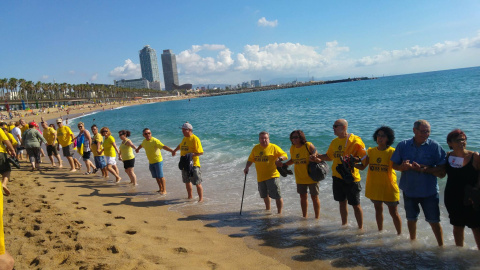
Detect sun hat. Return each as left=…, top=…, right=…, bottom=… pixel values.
left=181, top=122, right=193, bottom=130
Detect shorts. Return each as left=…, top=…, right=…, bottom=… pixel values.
left=403, top=192, right=440, bottom=223
left=16, top=146, right=25, bottom=153
left=332, top=176, right=361, bottom=206
left=26, top=147, right=41, bottom=163
left=105, top=156, right=116, bottom=166
left=123, top=158, right=135, bottom=169
left=46, top=145, right=58, bottom=156
left=82, top=151, right=91, bottom=160
left=94, top=156, right=106, bottom=169
left=149, top=161, right=164, bottom=179
left=182, top=166, right=202, bottom=185
left=0, top=153, right=11, bottom=174
left=297, top=183, right=320, bottom=196
left=258, top=178, right=281, bottom=200
left=62, top=143, right=74, bottom=157
left=370, top=199, right=399, bottom=207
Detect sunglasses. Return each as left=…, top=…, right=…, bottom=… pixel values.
left=143, top=132, right=151, bottom=135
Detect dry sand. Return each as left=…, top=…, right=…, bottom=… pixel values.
left=3, top=99, right=290, bottom=269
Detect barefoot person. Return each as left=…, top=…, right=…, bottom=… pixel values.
left=22, top=122, right=47, bottom=171
left=75, top=122, right=97, bottom=175
left=136, top=128, right=174, bottom=192
left=443, top=129, right=480, bottom=249
left=100, top=127, right=121, bottom=182
left=118, top=130, right=138, bottom=185
left=56, top=118, right=77, bottom=172
left=0, top=128, right=15, bottom=269
left=284, top=130, right=321, bottom=219
left=313, top=119, right=367, bottom=229
left=391, top=120, right=446, bottom=246
left=244, top=131, right=288, bottom=214
left=173, top=122, right=204, bottom=202
left=41, top=121, right=62, bottom=168
left=355, top=126, right=402, bottom=234
left=91, top=125, right=107, bottom=178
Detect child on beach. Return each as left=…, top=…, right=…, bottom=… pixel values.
left=355, top=126, right=402, bottom=234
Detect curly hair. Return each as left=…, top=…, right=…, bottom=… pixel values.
left=373, top=126, right=395, bottom=146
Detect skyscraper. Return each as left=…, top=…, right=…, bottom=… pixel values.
left=161, top=49, right=179, bottom=91
left=139, top=45, right=161, bottom=83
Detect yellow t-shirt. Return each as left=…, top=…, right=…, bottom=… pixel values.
left=141, top=137, right=165, bottom=164
left=43, top=127, right=56, bottom=145
left=7, top=125, right=14, bottom=132
left=56, top=126, right=73, bottom=147
left=326, top=134, right=366, bottom=182
left=290, top=142, right=315, bottom=184
left=365, top=147, right=399, bottom=202
left=180, top=134, right=203, bottom=167
left=248, top=143, right=288, bottom=182
left=0, top=129, right=10, bottom=154
left=91, top=133, right=104, bottom=157
left=6, top=133, right=17, bottom=147
left=20, top=124, right=29, bottom=135
left=103, top=135, right=116, bottom=157
left=120, top=139, right=135, bottom=161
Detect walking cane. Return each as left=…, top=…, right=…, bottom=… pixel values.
left=240, top=173, right=247, bottom=215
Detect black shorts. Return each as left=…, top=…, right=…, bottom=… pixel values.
left=82, top=151, right=91, bottom=160
left=123, top=158, right=135, bottom=169
left=332, top=176, right=361, bottom=206
left=46, top=145, right=58, bottom=156
left=0, top=153, right=11, bottom=174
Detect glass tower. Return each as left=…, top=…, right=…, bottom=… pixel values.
left=161, top=49, right=179, bottom=91
left=139, top=45, right=161, bottom=83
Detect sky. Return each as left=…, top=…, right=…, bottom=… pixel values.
left=1, top=0, right=480, bottom=87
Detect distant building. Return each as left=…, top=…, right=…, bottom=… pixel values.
left=114, top=78, right=150, bottom=89
left=161, top=49, right=179, bottom=91
left=139, top=45, right=161, bottom=85
left=251, top=80, right=261, bottom=87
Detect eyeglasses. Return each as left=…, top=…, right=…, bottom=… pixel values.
left=143, top=132, right=151, bottom=135
left=454, top=138, right=466, bottom=143
left=101, top=131, right=107, bottom=133
left=119, top=133, right=125, bottom=136
left=78, top=126, right=83, bottom=128
left=333, top=125, right=342, bottom=128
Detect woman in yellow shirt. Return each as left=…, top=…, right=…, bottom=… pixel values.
left=355, top=126, right=401, bottom=235
left=100, top=127, right=121, bottom=182
left=118, top=130, right=138, bottom=185
left=284, top=130, right=321, bottom=219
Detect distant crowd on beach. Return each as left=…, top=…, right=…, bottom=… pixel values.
left=0, top=115, right=478, bottom=269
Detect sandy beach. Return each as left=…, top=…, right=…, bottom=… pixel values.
left=3, top=99, right=291, bottom=269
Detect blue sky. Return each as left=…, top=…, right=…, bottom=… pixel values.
left=1, top=1, right=479, bottom=87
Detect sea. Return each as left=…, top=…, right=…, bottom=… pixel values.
left=69, top=66, right=480, bottom=269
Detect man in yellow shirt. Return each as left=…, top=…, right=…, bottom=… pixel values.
left=0, top=128, right=16, bottom=269
left=173, top=122, right=205, bottom=202
left=244, top=131, right=288, bottom=214
left=41, top=121, right=62, bottom=168
left=56, top=118, right=77, bottom=171
left=136, top=128, right=175, bottom=194
left=314, top=119, right=367, bottom=229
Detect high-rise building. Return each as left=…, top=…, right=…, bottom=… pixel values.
left=139, top=45, right=161, bottom=83
left=161, top=49, right=179, bottom=91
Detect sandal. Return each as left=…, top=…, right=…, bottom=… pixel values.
left=93, top=168, right=98, bottom=174
left=84, top=172, right=91, bottom=175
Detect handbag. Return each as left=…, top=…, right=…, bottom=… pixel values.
left=305, top=143, right=329, bottom=182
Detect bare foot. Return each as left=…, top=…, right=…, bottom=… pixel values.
left=198, top=199, right=203, bottom=203
left=59, top=163, right=63, bottom=168
left=2, top=186, right=11, bottom=196
left=115, top=177, right=121, bottom=183
left=51, top=164, right=56, bottom=168
left=70, top=169, right=77, bottom=172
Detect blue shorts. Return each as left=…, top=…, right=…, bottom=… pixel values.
left=403, top=192, right=440, bottom=223
left=149, top=161, right=164, bottom=179
left=94, top=156, right=106, bottom=169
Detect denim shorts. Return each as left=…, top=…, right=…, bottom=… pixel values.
left=403, top=192, right=440, bottom=223
left=94, top=156, right=106, bottom=169
left=149, top=161, right=164, bottom=179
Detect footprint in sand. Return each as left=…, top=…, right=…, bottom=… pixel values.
left=107, top=245, right=119, bottom=254
left=30, top=257, right=40, bottom=267
left=72, top=202, right=79, bottom=205
left=33, top=225, right=40, bottom=231
left=76, top=207, right=87, bottom=210
left=174, top=247, right=188, bottom=254
left=24, top=231, right=35, bottom=238
left=125, top=230, right=137, bottom=235
left=105, top=223, right=112, bottom=227
left=114, top=216, right=125, bottom=219
left=74, top=220, right=84, bottom=224
left=104, top=210, right=112, bottom=214
left=39, top=195, right=46, bottom=198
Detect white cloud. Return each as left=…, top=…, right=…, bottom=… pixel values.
left=356, top=30, right=480, bottom=66
left=257, top=17, right=278, bottom=27
left=90, top=73, right=98, bottom=82
left=41, top=75, right=49, bottom=80
left=109, top=59, right=141, bottom=80
left=177, top=45, right=234, bottom=75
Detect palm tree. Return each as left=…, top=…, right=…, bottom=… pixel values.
left=7, top=78, right=18, bottom=100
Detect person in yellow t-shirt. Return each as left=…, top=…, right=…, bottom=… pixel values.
left=136, top=128, right=175, bottom=193
left=244, top=131, right=288, bottom=214
left=284, top=130, right=321, bottom=219
left=118, top=130, right=138, bottom=185
left=314, top=119, right=367, bottom=229
left=355, top=126, right=401, bottom=235
left=173, top=122, right=204, bottom=202
left=91, top=125, right=107, bottom=178
left=41, top=121, right=62, bottom=168
left=100, top=127, right=121, bottom=182
left=56, top=118, right=80, bottom=172
left=0, top=128, right=15, bottom=269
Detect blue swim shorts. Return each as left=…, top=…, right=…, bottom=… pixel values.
left=403, top=192, right=440, bottom=223
left=149, top=161, right=164, bottom=179
left=94, top=156, right=106, bottom=169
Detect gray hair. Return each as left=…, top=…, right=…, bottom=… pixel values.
left=414, top=120, right=430, bottom=129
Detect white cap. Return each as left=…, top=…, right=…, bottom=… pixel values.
left=181, top=122, right=193, bottom=130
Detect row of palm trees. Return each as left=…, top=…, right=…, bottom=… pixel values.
left=0, top=78, right=174, bottom=104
